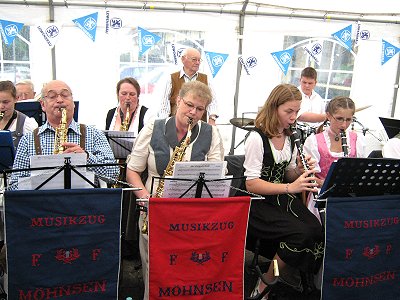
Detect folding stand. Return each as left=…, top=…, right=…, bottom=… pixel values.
left=318, top=157, right=400, bottom=203
left=103, top=130, right=135, bottom=160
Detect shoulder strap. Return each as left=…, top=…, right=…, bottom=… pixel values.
left=105, top=108, right=115, bottom=130
left=79, top=124, right=86, bottom=150
left=33, top=128, right=42, bottom=155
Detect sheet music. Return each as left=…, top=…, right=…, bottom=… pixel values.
left=161, top=161, right=230, bottom=198
left=103, top=130, right=135, bottom=159
left=18, top=153, right=94, bottom=190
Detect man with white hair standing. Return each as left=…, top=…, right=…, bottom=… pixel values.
left=157, top=47, right=219, bottom=125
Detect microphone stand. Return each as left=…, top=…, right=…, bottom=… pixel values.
left=352, top=117, right=383, bottom=143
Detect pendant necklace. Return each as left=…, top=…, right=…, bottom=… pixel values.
left=329, top=128, right=340, bottom=141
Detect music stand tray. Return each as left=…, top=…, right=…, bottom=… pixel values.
left=0, top=130, right=16, bottom=172
left=319, top=157, right=400, bottom=199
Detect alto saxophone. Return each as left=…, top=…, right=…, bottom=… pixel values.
left=0, top=111, right=4, bottom=121
left=120, top=104, right=130, bottom=131
left=141, top=117, right=193, bottom=234
left=54, top=108, right=68, bottom=154
left=112, top=104, right=131, bottom=188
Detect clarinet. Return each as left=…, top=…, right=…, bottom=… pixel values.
left=290, top=123, right=318, bottom=199
left=340, top=129, right=349, bottom=157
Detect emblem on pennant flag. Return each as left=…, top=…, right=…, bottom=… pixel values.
left=304, top=41, right=323, bottom=65
left=36, top=23, right=61, bottom=48
left=239, top=56, right=258, bottom=75
left=138, top=26, right=161, bottom=56
left=73, top=12, right=98, bottom=42
left=381, top=39, right=400, bottom=65
left=271, top=48, right=294, bottom=75
left=205, top=51, right=229, bottom=78
left=332, top=24, right=353, bottom=52
left=0, top=19, right=24, bottom=45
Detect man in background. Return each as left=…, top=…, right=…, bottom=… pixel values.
left=16, top=79, right=36, bottom=101
left=297, top=67, right=326, bottom=124
left=157, top=47, right=219, bottom=125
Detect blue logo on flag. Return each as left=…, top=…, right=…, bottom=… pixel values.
left=271, top=48, right=294, bottom=75
left=205, top=51, right=229, bottom=78
left=110, top=18, right=122, bottom=29
left=138, top=26, right=161, bottom=56
left=332, top=24, right=353, bottom=52
left=312, top=43, right=322, bottom=55
left=0, top=19, right=24, bottom=45
left=46, top=25, right=59, bottom=38
left=360, top=30, right=370, bottom=40
left=381, top=39, right=400, bottom=65
left=73, top=12, right=98, bottom=42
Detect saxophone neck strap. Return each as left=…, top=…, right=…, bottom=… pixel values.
left=2, top=110, right=17, bottom=130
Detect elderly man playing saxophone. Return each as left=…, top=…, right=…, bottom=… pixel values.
left=9, top=80, right=119, bottom=189
left=126, top=81, right=225, bottom=300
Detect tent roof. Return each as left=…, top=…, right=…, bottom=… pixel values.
left=3, top=1, right=400, bottom=22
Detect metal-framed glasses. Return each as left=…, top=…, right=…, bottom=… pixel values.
left=182, top=99, right=205, bottom=113
left=45, top=89, right=72, bottom=101
left=332, top=115, right=353, bottom=123
left=186, top=56, right=202, bottom=63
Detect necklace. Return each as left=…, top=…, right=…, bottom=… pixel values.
left=329, top=128, right=340, bottom=141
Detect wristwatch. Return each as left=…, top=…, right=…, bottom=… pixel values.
left=209, top=115, right=219, bottom=121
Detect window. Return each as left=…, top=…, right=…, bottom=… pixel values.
left=283, top=36, right=355, bottom=100
left=0, top=26, right=31, bottom=83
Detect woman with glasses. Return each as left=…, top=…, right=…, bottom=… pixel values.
left=0, top=80, right=38, bottom=149
left=126, top=80, right=224, bottom=300
left=303, top=96, right=367, bottom=188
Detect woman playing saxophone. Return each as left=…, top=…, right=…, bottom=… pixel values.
left=126, top=81, right=225, bottom=300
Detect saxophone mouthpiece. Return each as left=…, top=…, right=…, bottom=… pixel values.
left=0, top=111, right=4, bottom=121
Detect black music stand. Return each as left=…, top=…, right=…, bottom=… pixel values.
left=103, top=130, right=135, bottom=160
left=0, top=131, right=15, bottom=172
left=318, top=157, right=400, bottom=205
left=15, top=101, right=79, bottom=126
left=379, top=117, right=400, bottom=139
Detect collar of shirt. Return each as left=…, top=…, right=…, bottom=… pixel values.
left=38, top=119, right=81, bottom=135
left=180, top=69, right=198, bottom=81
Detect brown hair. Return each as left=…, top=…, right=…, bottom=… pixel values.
left=325, top=96, right=355, bottom=115
left=301, top=67, right=317, bottom=80
left=116, top=77, right=141, bottom=98
left=256, top=84, right=302, bottom=138
left=0, top=80, right=16, bottom=99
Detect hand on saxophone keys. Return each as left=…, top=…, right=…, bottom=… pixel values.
left=60, top=142, right=87, bottom=156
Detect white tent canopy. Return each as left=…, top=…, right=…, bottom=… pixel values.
left=1, top=0, right=399, bottom=155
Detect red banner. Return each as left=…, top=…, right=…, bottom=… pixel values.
left=148, top=196, right=251, bottom=299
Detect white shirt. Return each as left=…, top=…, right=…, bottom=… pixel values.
left=382, top=138, right=400, bottom=159
left=9, top=115, right=38, bottom=134
left=157, top=69, right=218, bottom=119
left=298, top=87, right=325, bottom=125
left=244, top=131, right=297, bottom=180
left=108, top=104, right=151, bottom=137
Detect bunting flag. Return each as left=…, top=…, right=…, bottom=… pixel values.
left=138, top=26, right=161, bottom=56
left=354, top=22, right=371, bottom=48
left=104, top=10, right=123, bottom=34
left=148, top=196, right=251, bottom=299
left=238, top=55, right=258, bottom=75
left=36, top=23, right=62, bottom=48
left=0, top=19, right=24, bottom=45
left=169, top=43, right=187, bottom=65
left=205, top=51, right=229, bottom=78
left=322, top=195, right=400, bottom=299
left=303, top=41, right=323, bottom=65
left=381, top=39, right=400, bottom=65
left=73, top=12, right=98, bottom=42
left=271, top=48, right=294, bottom=75
left=5, top=188, right=123, bottom=300
left=332, top=24, right=353, bottom=52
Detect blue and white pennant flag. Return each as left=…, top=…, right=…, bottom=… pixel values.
left=271, top=48, right=294, bottom=76
left=0, top=19, right=24, bottom=45
left=73, top=12, right=98, bottom=42
left=205, top=51, right=229, bottom=78
left=36, top=23, right=62, bottom=48
left=332, top=24, right=353, bottom=52
left=138, top=27, right=161, bottom=56
left=238, top=55, right=258, bottom=75
left=381, top=39, right=400, bottom=65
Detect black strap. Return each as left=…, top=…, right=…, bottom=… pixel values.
left=2, top=111, right=17, bottom=130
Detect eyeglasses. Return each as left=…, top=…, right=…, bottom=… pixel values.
left=182, top=99, right=205, bottom=113
left=332, top=115, right=353, bottom=123
left=185, top=56, right=202, bottom=63
left=44, top=89, right=72, bottom=101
